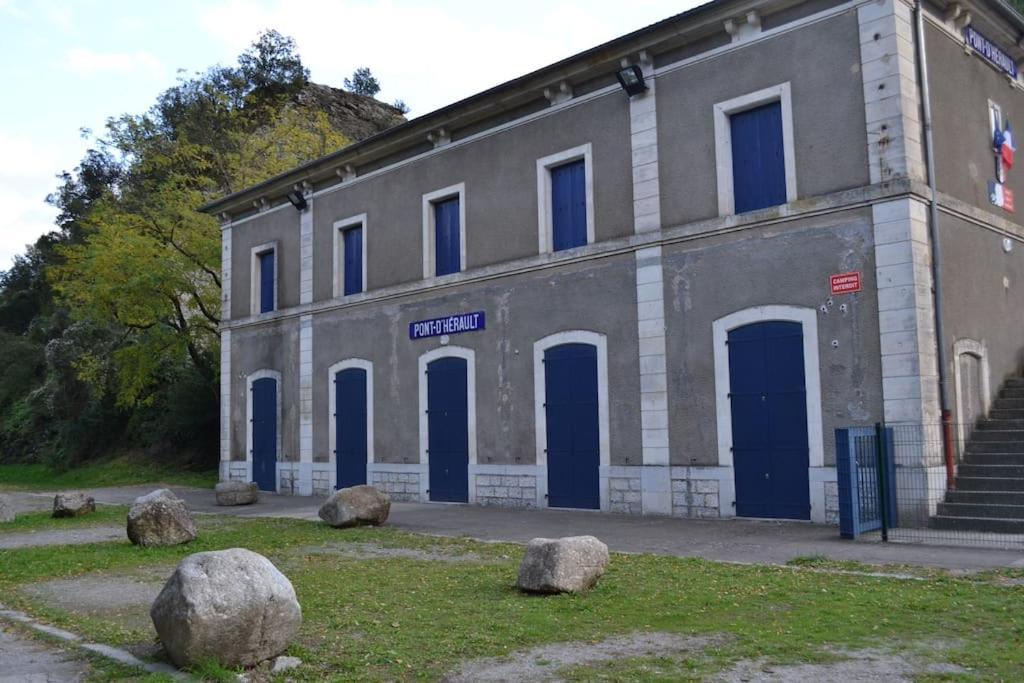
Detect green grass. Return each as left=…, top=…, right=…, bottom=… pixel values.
left=0, top=505, right=129, bottom=533
left=1, top=515, right=1022, bottom=681
left=0, top=457, right=216, bottom=491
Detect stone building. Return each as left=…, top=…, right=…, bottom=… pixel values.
left=203, top=0, right=1024, bottom=525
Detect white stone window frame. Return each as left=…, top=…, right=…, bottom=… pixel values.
left=952, top=338, right=991, bottom=453
left=421, top=183, right=466, bottom=279
left=245, top=369, right=283, bottom=488
left=712, top=305, right=824, bottom=518
left=417, top=345, right=478, bottom=500
left=328, top=358, right=375, bottom=490
left=249, top=241, right=279, bottom=316
left=536, top=143, right=595, bottom=253
left=713, top=82, right=797, bottom=216
left=332, top=213, right=368, bottom=298
left=533, top=330, right=611, bottom=511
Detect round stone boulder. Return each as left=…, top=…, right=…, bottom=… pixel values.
left=52, top=492, right=95, bottom=518
left=127, top=489, right=197, bottom=547
left=215, top=481, right=259, bottom=506
left=517, top=535, right=610, bottom=594
left=0, top=494, right=14, bottom=522
left=150, top=548, right=302, bottom=668
left=318, top=485, right=390, bottom=528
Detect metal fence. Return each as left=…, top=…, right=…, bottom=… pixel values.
left=836, top=423, right=1024, bottom=550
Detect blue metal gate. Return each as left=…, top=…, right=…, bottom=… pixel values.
left=544, top=343, right=600, bottom=509
left=427, top=356, right=469, bottom=502
left=730, top=101, right=787, bottom=213
left=251, top=377, right=277, bottom=492
left=335, top=368, right=368, bottom=489
left=836, top=426, right=898, bottom=538
left=728, top=321, right=810, bottom=520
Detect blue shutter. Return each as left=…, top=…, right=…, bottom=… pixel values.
left=551, top=160, right=587, bottom=251
left=343, top=226, right=363, bottom=295
left=252, top=377, right=277, bottom=492
left=730, top=101, right=787, bottom=213
left=259, top=251, right=275, bottom=313
left=434, top=198, right=461, bottom=276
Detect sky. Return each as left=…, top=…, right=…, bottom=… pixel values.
left=0, top=0, right=701, bottom=271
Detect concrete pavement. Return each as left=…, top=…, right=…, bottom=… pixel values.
left=7, top=485, right=1024, bottom=571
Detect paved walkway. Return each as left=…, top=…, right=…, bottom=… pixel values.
left=7, top=485, right=1024, bottom=571
left=0, top=623, right=89, bottom=682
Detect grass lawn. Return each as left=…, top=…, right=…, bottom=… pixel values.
left=1, top=511, right=1022, bottom=681
left=0, top=457, right=216, bottom=491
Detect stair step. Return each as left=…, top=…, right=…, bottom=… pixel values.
left=993, top=398, right=1024, bottom=410
left=964, top=451, right=1024, bottom=466
left=936, top=502, right=1024, bottom=519
left=946, top=490, right=1024, bottom=506
left=959, top=464, right=1024, bottom=478
left=929, top=515, right=1024, bottom=534
left=966, top=441, right=1024, bottom=454
left=1002, top=388, right=1024, bottom=399
left=970, top=429, right=1024, bottom=442
left=956, top=476, right=1024, bottom=492
left=989, top=409, right=1024, bottom=420
left=977, top=419, right=1024, bottom=430
left=1004, top=377, right=1024, bottom=389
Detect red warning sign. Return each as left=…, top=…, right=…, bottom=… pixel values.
left=830, top=271, right=861, bottom=295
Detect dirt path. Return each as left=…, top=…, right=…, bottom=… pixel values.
left=0, top=526, right=124, bottom=549
left=0, top=623, right=90, bottom=682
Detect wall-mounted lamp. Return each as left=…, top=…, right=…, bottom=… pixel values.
left=615, top=64, right=648, bottom=97
left=286, top=189, right=308, bottom=211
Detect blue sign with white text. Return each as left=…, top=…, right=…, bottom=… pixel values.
left=965, top=27, right=1018, bottom=78
left=409, top=311, right=485, bottom=340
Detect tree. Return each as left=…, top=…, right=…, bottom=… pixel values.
left=393, top=99, right=411, bottom=115
left=344, top=67, right=380, bottom=97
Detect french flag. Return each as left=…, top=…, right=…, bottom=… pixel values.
left=1002, top=121, right=1015, bottom=170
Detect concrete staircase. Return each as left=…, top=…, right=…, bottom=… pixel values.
left=931, top=377, right=1024, bottom=534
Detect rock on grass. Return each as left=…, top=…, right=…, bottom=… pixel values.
left=127, top=489, right=197, bottom=547
left=318, top=485, right=390, bottom=528
left=52, top=492, right=95, bottom=518
left=517, top=535, right=609, bottom=594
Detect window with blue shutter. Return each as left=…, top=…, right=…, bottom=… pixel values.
left=343, top=226, right=363, bottom=295
left=730, top=101, right=787, bottom=214
left=551, top=159, right=587, bottom=251
left=434, top=197, right=461, bottom=276
left=258, top=250, right=275, bottom=313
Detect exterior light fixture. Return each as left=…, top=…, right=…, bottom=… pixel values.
left=616, top=65, right=647, bottom=96
left=286, top=189, right=308, bottom=211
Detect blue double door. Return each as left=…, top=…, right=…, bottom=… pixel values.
left=727, top=321, right=810, bottom=520
left=251, top=377, right=277, bottom=492
left=544, top=343, right=600, bottom=509
left=335, top=368, right=368, bottom=489
left=427, top=357, right=469, bottom=502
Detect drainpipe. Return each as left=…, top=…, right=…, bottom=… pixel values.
left=914, top=0, right=956, bottom=489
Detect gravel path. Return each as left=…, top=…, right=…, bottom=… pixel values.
left=0, top=623, right=89, bottom=682
left=0, top=526, right=124, bottom=549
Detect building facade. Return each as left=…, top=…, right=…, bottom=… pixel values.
left=204, top=0, right=1024, bottom=524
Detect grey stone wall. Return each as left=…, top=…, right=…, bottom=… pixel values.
left=671, top=479, right=721, bottom=519
left=609, top=476, right=642, bottom=514
left=371, top=471, right=421, bottom=502
left=474, top=474, right=537, bottom=508
left=312, top=468, right=331, bottom=497
left=824, top=482, right=840, bottom=525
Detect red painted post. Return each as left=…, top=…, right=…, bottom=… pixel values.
left=942, top=409, right=956, bottom=491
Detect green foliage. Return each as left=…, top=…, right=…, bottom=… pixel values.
left=0, top=30, right=350, bottom=471
left=344, top=66, right=381, bottom=96
left=0, top=456, right=216, bottom=490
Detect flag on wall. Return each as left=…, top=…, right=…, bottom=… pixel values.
left=1002, top=121, right=1015, bottom=169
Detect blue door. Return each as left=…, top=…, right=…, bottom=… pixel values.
left=427, top=356, right=469, bottom=502
left=258, top=250, right=275, bottom=313
left=728, top=321, right=810, bottom=520
left=551, top=159, right=587, bottom=251
left=434, top=198, right=461, bottom=276
left=544, top=343, right=600, bottom=509
left=730, top=101, right=787, bottom=213
left=251, top=377, right=277, bottom=492
left=335, top=368, right=368, bottom=489
left=343, top=227, right=363, bottom=295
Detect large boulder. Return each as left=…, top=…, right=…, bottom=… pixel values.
left=318, top=485, right=390, bottom=528
left=215, top=481, right=259, bottom=506
left=127, top=489, right=197, bottom=547
left=52, top=492, right=95, bottom=518
left=0, top=494, right=14, bottom=522
left=517, top=535, right=610, bottom=594
left=150, top=548, right=302, bottom=668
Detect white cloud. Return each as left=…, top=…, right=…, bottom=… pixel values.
left=196, top=0, right=698, bottom=116
left=0, top=133, right=85, bottom=270
left=65, top=47, right=163, bottom=77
